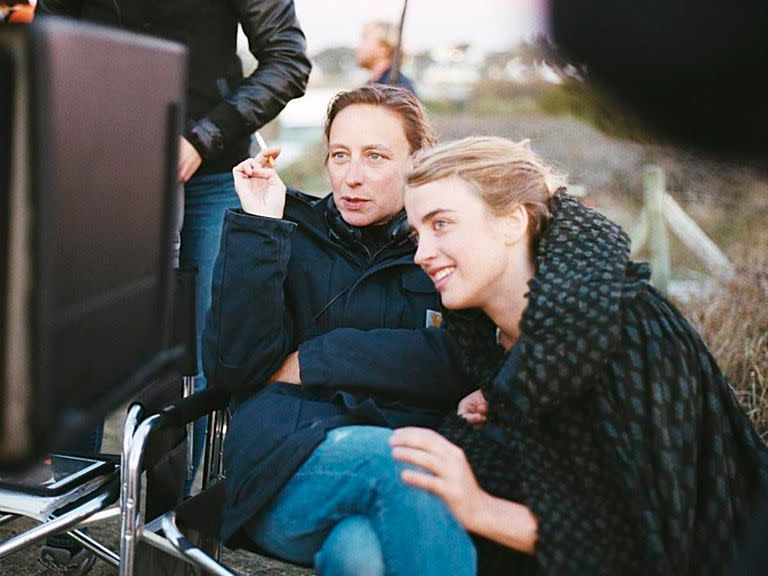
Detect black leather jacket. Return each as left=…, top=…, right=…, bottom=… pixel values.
left=37, top=0, right=312, bottom=174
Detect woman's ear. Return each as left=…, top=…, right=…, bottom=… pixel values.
left=501, top=205, right=529, bottom=246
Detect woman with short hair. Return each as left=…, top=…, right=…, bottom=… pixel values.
left=208, top=85, right=476, bottom=576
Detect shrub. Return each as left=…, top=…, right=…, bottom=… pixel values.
left=677, top=251, right=768, bottom=443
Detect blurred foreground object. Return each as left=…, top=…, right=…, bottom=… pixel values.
left=0, top=1, right=34, bottom=24
left=0, top=17, right=185, bottom=470
left=550, top=0, right=768, bottom=161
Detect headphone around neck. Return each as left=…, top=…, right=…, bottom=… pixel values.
left=324, top=195, right=411, bottom=249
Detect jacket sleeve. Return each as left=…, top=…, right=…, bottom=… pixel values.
left=184, top=0, right=312, bottom=159
left=202, top=209, right=296, bottom=394
left=298, top=327, right=473, bottom=408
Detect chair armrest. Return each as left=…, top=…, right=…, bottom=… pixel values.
left=160, top=387, right=231, bottom=430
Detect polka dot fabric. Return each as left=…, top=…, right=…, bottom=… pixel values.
left=441, top=192, right=768, bottom=575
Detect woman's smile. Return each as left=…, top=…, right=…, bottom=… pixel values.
left=429, top=266, right=456, bottom=290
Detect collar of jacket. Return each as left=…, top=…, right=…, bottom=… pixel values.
left=445, top=191, right=650, bottom=425
left=284, top=189, right=415, bottom=263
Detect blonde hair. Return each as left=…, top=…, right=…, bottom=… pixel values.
left=365, top=20, right=405, bottom=61
left=406, top=136, right=567, bottom=243
left=368, top=21, right=399, bottom=52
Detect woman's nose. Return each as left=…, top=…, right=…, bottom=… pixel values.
left=413, top=234, right=435, bottom=267
left=344, top=158, right=364, bottom=187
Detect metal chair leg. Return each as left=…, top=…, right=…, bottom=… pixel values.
left=0, top=489, right=114, bottom=558
left=119, top=413, right=162, bottom=576
left=160, top=511, right=239, bottom=576
left=0, top=513, right=17, bottom=527
left=201, top=407, right=228, bottom=563
left=202, top=409, right=227, bottom=490
left=182, top=375, right=197, bottom=480
left=67, top=527, right=120, bottom=567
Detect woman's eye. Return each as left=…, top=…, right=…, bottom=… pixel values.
left=331, top=151, right=347, bottom=161
left=368, top=152, right=383, bottom=161
left=433, top=219, right=449, bottom=231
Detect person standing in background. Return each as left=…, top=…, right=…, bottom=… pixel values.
left=355, top=20, right=417, bottom=95
left=33, top=1, right=311, bottom=572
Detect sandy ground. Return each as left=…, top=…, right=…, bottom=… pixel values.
left=0, top=406, right=311, bottom=575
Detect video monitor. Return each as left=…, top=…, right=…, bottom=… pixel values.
left=0, top=17, right=187, bottom=469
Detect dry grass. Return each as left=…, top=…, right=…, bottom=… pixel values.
left=676, top=237, right=768, bottom=443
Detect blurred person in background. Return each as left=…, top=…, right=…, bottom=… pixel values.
left=34, top=0, right=310, bottom=572
left=355, top=20, right=417, bottom=95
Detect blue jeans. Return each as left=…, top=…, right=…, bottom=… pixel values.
left=180, top=171, right=241, bottom=492
left=245, top=426, right=476, bottom=576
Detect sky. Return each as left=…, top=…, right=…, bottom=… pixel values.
left=291, top=0, right=549, bottom=55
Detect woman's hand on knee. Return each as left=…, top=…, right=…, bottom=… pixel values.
left=390, top=427, right=486, bottom=529
left=391, top=427, right=538, bottom=554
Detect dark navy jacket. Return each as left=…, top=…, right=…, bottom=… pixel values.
left=374, top=66, right=418, bottom=96
left=203, top=190, right=471, bottom=544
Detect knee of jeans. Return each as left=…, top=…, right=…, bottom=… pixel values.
left=322, top=427, right=429, bottom=496
left=326, top=426, right=391, bottom=448
left=315, top=517, right=384, bottom=576
left=325, top=428, right=395, bottom=471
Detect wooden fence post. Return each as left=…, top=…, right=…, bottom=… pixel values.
left=630, top=164, right=734, bottom=298
left=643, top=165, right=671, bottom=295
left=662, top=193, right=735, bottom=280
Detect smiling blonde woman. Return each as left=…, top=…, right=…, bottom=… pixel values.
left=393, top=136, right=768, bottom=575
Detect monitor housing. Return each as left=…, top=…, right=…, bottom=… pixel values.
left=0, top=17, right=186, bottom=469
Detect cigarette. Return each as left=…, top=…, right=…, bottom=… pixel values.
left=255, top=131, right=268, bottom=151
left=254, top=132, right=275, bottom=167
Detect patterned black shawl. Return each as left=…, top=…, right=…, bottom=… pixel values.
left=440, top=193, right=768, bottom=575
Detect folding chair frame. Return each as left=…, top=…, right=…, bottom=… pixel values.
left=0, top=266, right=200, bottom=573
left=119, top=386, right=233, bottom=576
left=0, top=459, right=121, bottom=567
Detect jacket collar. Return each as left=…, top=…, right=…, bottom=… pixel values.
left=285, top=189, right=414, bottom=263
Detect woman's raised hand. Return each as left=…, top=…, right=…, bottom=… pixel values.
left=232, top=147, right=286, bottom=218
